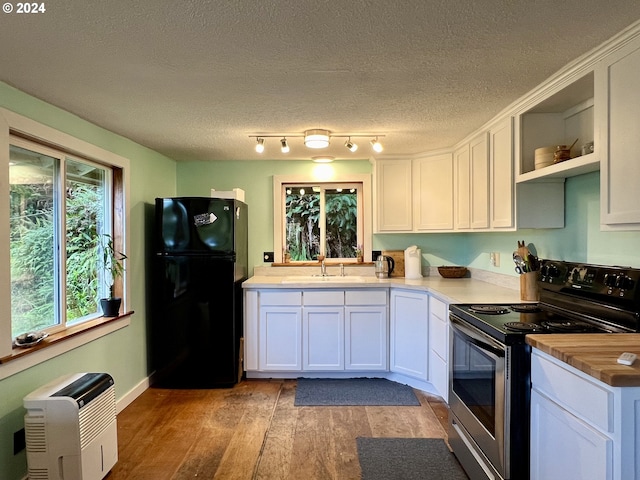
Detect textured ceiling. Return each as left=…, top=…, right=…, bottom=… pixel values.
left=1, top=0, right=640, bottom=162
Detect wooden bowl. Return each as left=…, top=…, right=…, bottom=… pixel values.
left=438, top=266, right=468, bottom=278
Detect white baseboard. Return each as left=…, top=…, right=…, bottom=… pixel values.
left=116, top=375, right=150, bottom=414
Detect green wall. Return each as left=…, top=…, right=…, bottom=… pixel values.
left=178, top=161, right=640, bottom=274
left=0, top=82, right=178, bottom=480
left=176, top=159, right=373, bottom=271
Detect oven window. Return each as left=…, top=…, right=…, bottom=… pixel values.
left=452, top=331, right=497, bottom=436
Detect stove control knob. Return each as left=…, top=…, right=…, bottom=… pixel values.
left=604, top=273, right=618, bottom=287
left=622, top=276, right=635, bottom=291
left=544, top=264, right=559, bottom=278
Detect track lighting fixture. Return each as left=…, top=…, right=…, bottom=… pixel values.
left=345, top=137, right=358, bottom=152
left=304, top=129, right=331, bottom=149
left=370, top=137, right=383, bottom=153
left=249, top=131, right=384, bottom=157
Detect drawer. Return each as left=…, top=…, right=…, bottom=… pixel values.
left=260, top=290, right=302, bottom=306
left=429, top=296, right=448, bottom=320
left=345, top=289, right=387, bottom=306
left=531, top=350, right=613, bottom=433
left=429, top=313, right=447, bottom=360
left=303, top=290, right=345, bottom=306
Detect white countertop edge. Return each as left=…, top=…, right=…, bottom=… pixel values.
left=242, top=275, right=523, bottom=305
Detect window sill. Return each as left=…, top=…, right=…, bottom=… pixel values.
left=0, top=311, right=134, bottom=379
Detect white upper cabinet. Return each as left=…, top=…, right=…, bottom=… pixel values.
left=597, top=33, right=640, bottom=230
left=454, top=144, right=471, bottom=230
left=470, top=133, right=490, bottom=229
left=454, top=133, right=489, bottom=231
left=413, top=152, right=454, bottom=231
left=490, top=119, right=515, bottom=229
left=374, top=158, right=413, bottom=232
left=372, top=24, right=640, bottom=232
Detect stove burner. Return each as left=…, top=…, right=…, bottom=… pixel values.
left=504, top=322, right=541, bottom=332
left=510, top=304, right=542, bottom=313
left=469, top=305, right=509, bottom=315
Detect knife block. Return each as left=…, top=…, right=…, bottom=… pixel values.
left=520, top=271, right=540, bottom=301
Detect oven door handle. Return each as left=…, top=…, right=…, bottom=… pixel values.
left=450, top=315, right=506, bottom=353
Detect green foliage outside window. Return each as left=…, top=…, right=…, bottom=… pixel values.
left=285, top=186, right=358, bottom=261
left=10, top=182, right=103, bottom=337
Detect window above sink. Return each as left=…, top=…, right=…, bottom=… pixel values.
left=273, top=173, right=372, bottom=263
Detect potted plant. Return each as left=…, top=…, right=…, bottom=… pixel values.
left=99, top=233, right=127, bottom=317
left=355, top=244, right=364, bottom=263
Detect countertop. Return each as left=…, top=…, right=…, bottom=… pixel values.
left=526, top=334, right=640, bottom=387
left=242, top=275, right=523, bottom=304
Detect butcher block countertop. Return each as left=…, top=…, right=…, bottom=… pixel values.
left=526, top=334, right=640, bottom=387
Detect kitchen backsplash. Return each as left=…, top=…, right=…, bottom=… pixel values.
left=252, top=264, right=519, bottom=291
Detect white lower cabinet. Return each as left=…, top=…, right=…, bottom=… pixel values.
left=303, top=307, right=344, bottom=370
left=428, top=295, right=449, bottom=401
left=260, top=305, right=302, bottom=371
left=345, top=305, right=387, bottom=370
left=531, top=389, right=612, bottom=480
left=390, top=289, right=429, bottom=381
left=530, top=348, right=640, bottom=480
left=255, top=288, right=387, bottom=373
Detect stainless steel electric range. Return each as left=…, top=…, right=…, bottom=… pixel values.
left=448, top=259, right=640, bottom=480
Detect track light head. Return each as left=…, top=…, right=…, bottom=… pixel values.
left=255, top=138, right=265, bottom=153
left=370, top=137, right=383, bottom=153
left=345, top=138, right=358, bottom=152
left=280, top=138, right=290, bottom=153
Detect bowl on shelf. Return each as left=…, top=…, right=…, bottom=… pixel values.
left=534, top=146, right=555, bottom=170
left=437, top=266, right=468, bottom=278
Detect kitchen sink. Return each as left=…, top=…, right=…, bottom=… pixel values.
left=281, top=275, right=367, bottom=283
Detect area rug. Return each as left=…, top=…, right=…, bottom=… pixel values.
left=294, top=378, right=420, bottom=406
left=357, top=437, right=469, bottom=480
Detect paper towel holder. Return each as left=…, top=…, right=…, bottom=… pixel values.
left=404, top=245, right=423, bottom=279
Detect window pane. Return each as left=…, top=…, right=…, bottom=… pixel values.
left=325, top=188, right=358, bottom=258
left=9, top=145, right=58, bottom=337
left=285, top=186, right=320, bottom=261
left=65, top=158, right=107, bottom=323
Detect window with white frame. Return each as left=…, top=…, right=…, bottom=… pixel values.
left=9, top=135, right=123, bottom=338
left=274, top=174, right=372, bottom=263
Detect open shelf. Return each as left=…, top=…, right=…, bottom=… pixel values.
left=517, top=152, right=599, bottom=183
left=518, top=71, right=596, bottom=181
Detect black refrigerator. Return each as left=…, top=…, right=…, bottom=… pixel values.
left=150, top=197, right=248, bottom=388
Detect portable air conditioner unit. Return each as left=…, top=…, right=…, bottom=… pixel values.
left=23, top=373, right=118, bottom=480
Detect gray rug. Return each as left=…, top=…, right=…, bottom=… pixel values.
left=294, top=378, right=420, bottom=406
left=357, top=438, right=469, bottom=480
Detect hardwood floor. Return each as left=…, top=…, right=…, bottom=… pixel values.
left=107, top=379, right=449, bottom=480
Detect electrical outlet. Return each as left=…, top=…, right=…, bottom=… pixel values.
left=490, top=252, right=500, bottom=267
left=372, top=250, right=382, bottom=260
left=263, top=251, right=274, bottom=263
left=14, top=428, right=25, bottom=455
